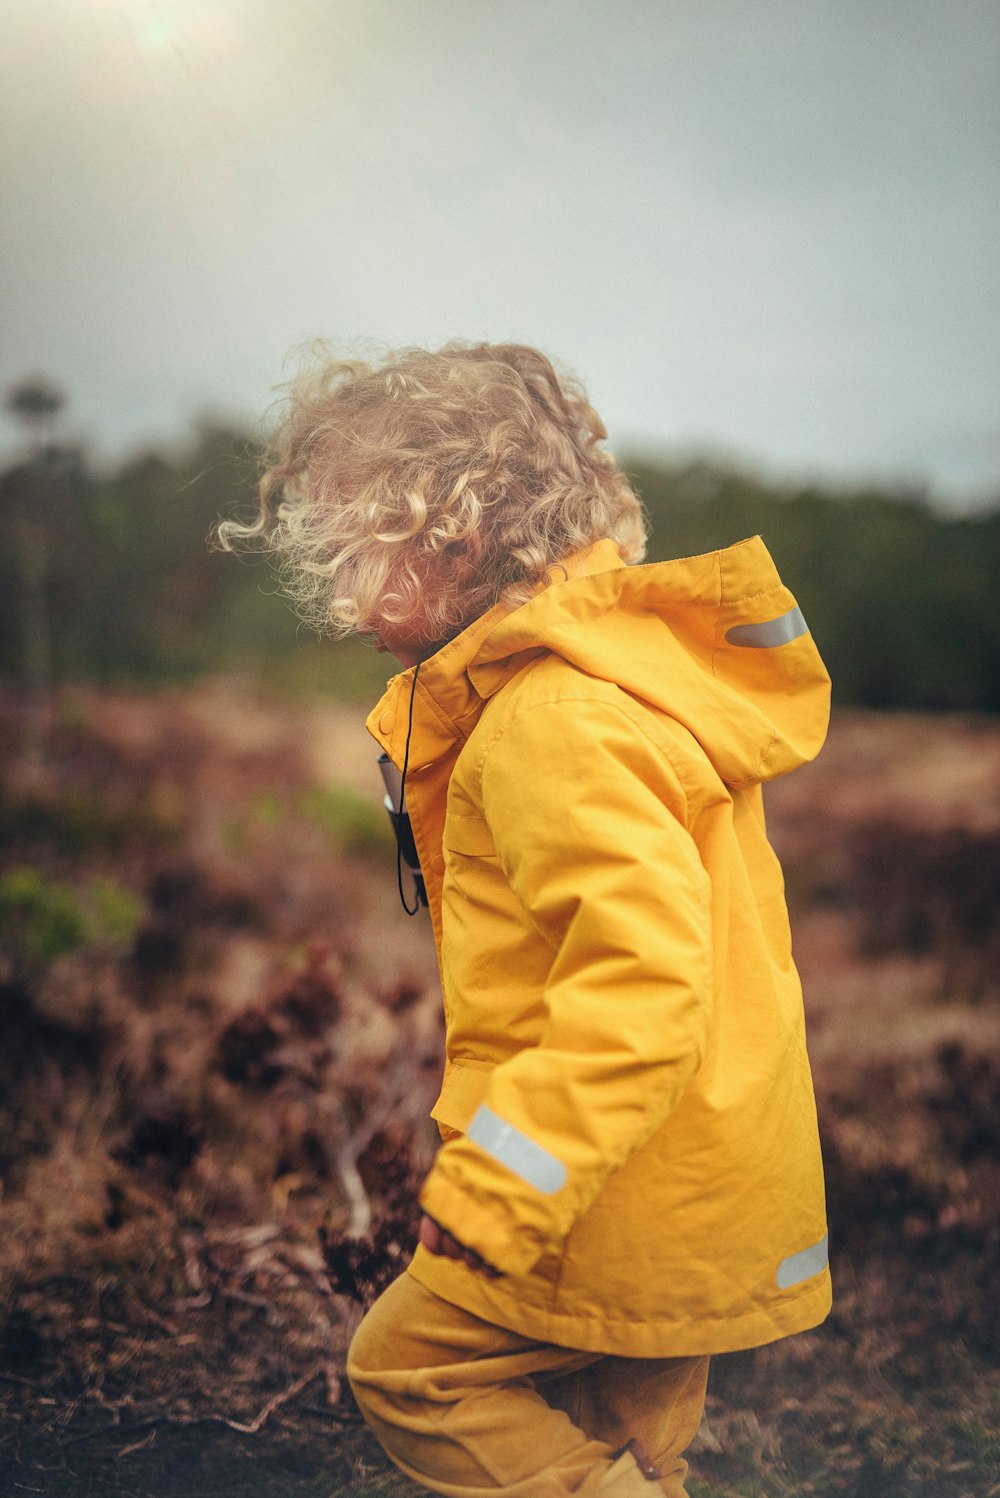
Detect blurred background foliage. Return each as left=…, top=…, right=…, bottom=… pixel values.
left=1, top=379, right=998, bottom=711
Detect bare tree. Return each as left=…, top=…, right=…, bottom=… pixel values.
left=4, top=375, right=67, bottom=780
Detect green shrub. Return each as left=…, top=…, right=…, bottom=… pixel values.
left=0, top=869, right=145, bottom=970
left=89, top=877, right=145, bottom=946
left=297, top=785, right=390, bottom=856
left=0, top=867, right=92, bottom=965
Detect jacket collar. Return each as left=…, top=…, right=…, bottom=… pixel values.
left=366, top=539, right=625, bottom=769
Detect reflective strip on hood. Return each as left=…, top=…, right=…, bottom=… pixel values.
left=725, top=605, right=808, bottom=649
left=467, top=1105, right=567, bottom=1195
left=776, top=1232, right=829, bottom=1290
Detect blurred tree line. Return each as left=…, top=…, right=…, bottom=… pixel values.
left=1, top=380, right=998, bottom=710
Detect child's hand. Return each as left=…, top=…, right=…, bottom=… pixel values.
left=418, top=1213, right=503, bottom=1278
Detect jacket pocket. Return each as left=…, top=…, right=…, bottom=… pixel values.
left=430, top=1059, right=493, bottom=1142
left=443, top=813, right=497, bottom=858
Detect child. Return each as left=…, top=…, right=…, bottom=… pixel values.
left=218, top=341, right=832, bottom=1496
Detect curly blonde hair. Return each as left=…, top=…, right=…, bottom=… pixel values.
left=215, top=339, right=648, bottom=641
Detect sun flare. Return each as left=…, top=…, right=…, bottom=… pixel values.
left=85, top=0, right=239, bottom=67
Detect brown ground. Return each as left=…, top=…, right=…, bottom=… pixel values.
left=1, top=681, right=998, bottom=1497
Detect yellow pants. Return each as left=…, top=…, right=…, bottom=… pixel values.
left=347, top=1270, right=710, bottom=1497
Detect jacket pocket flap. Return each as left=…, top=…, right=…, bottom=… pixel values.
left=430, top=1060, right=492, bottom=1135
left=443, top=814, right=496, bottom=857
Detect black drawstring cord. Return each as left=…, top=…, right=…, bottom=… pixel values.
left=396, top=660, right=421, bottom=916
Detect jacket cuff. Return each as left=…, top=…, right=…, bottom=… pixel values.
left=417, top=1171, right=546, bottom=1278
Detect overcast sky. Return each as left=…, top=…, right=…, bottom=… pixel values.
left=2, top=0, right=998, bottom=505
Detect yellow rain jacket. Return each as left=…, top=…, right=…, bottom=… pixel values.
left=367, top=536, right=832, bottom=1358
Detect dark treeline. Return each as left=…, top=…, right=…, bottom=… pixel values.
left=1, top=420, right=998, bottom=710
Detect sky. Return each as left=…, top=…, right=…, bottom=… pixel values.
left=2, top=0, right=998, bottom=506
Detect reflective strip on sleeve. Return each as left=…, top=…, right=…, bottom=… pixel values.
left=776, top=1232, right=829, bottom=1290
left=466, top=1105, right=568, bottom=1195
left=725, top=606, right=808, bottom=648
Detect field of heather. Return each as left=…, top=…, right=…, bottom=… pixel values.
left=1, top=680, right=998, bottom=1498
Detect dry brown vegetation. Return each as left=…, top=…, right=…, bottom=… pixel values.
left=1, top=683, right=999, bottom=1497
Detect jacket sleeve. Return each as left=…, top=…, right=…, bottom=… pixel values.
left=418, top=692, right=714, bottom=1277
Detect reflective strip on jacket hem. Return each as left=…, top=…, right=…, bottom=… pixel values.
left=725, top=606, right=808, bottom=648
left=776, top=1232, right=829, bottom=1290
left=467, top=1105, right=567, bottom=1194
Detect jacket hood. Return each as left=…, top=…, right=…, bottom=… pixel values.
left=368, top=535, right=830, bottom=787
